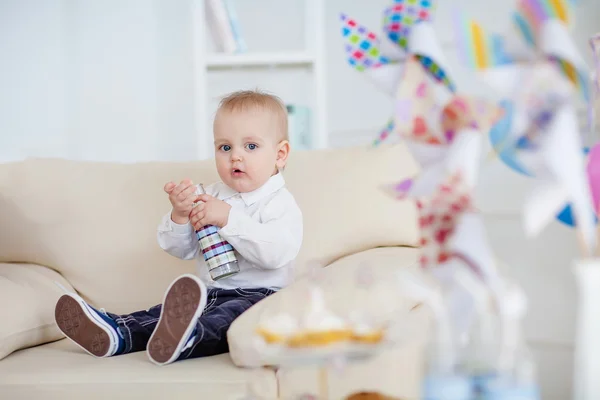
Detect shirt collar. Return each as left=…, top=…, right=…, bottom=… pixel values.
left=218, top=173, right=286, bottom=206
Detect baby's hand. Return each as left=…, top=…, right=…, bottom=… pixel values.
left=164, top=179, right=199, bottom=224
left=189, top=194, right=232, bottom=229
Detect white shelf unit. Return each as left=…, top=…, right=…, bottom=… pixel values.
left=206, top=51, right=315, bottom=68
left=192, top=0, right=328, bottom=160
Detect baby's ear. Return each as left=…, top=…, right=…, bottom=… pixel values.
left=276, top=140, right=290, bottom=169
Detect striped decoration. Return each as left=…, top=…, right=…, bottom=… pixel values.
left=453, top=13, right=512, bottom=70
left=340, top=13, right=390, bottom=72
left=196, top=225, right=238, bottom=274
left=549, top=56, right=590, bottom=102
left=513, top=0, right=573, bottom=48
left=372, top=118, right=396, bottom=147
left=415, top=55, right=456, bottom=92
left=382, top=0, right=456, bottom=91
left=383, top=0, right=435, bottom=50
left=512, top=0, right=588, bottom=101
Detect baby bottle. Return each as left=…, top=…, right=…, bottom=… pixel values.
left=194, top=184, right=240, bottom=280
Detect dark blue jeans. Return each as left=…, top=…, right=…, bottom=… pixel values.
left=107, top=287, right=274, bottom=359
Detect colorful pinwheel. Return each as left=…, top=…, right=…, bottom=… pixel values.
left=454, top=0, right=597, bottom=254
left=341, top=1, right=501, bottom=198
left=382, top=55, right=500, bottom=199
left=340, top=0, right=456, bottom=146
left=409, top=129, right=502, bottom=338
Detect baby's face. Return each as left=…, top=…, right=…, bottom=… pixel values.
left=213, top=108, right=284, bottom=193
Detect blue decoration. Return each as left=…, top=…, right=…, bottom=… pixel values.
left=489, top=100, right=594, bottom=228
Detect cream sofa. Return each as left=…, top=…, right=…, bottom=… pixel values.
left=0, top=144, right=430, bottom=399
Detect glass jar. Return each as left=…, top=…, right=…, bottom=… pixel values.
left=194, top=184, right=240, bottom=280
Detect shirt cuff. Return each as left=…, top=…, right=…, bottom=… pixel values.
left=158, top=212, right=194, bottom=234
left=220, top=207, right=248, bottom=237
left=170, top=219, right=194, bottom=234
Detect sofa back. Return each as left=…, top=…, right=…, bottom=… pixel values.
left=0, top=144, right=419, bottom=312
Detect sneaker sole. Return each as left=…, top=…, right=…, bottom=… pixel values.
left=54, top=294, right=118, bottom=357
left=147, top=274, right=207, bottom=366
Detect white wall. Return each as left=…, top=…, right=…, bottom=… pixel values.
left=1, top=0, right=198, bottom=162
left=2, top=0, right=598, bottom=161
left=1, top=1, right=68, bottom=160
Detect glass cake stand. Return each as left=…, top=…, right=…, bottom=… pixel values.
left=241, top=266, right=422, bottom=399
left=244, top=318, right=418, bottom=400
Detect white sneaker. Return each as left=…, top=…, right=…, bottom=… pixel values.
left=54, top=293, right=124, bottom=357
left=147, top=274, right=207, bottom=365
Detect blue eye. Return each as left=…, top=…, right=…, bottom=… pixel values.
left=246, top=143, right=258, bottom=150
left=220, top=144, right=231, bottom=152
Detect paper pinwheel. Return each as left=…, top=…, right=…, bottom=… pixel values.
left=341, top=0, right=501, bottom=199
left=382, top=55, right=501, bottom=199
left=340, top=0, right=457, bottom=146
left=454, top=0, right=597, bottom=254
left=406, top=130, right=496, bottom=278
left=410, top=130, right=502, bottom=337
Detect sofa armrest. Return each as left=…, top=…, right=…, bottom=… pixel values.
left=227, top=247, right=422, bottom=368
left=0, top=263, right=75, bottom=361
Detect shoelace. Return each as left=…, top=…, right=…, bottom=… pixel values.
left=181, top=335, right=196, bottom=352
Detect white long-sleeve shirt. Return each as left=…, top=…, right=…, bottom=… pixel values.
left=157, top=173, right=303, bottom=290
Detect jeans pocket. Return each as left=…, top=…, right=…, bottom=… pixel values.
left=236, top=287, right=273, bottom=299
left=234, top=288, right=252, bottom=298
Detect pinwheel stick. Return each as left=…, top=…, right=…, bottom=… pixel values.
left=588, top=34, right=600, bottom=140
left=588, top=34, right=600, bottom=257
left=595, top=198, right=600, bottom=258
left=577, top=230, right=592, bottom=259
left=590, top=33, right=600, bottom=95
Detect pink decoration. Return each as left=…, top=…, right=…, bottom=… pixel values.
left=416, top=82, right=428, bottom=98
left=587, top=143, right=600, bottom=215
left=416, top=173, right=473, bottom=269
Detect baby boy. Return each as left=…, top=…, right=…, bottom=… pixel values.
left=54, top=90, right=303, bottom=365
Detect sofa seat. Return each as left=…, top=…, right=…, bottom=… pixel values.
left=0, top=339, right=278, bottom=400
left=0, top=247, right=429, bottom=400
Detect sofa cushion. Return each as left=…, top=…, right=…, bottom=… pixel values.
left=281, top=144, right=420, bottom=277
left=227, top=247, right=423, bottom=368
left=0, top=263, right=74, bottom=360
left=0, top=339, right=278, bottom=400
left=0, top=159, right=210, bottom=313
left=0, top=144, right=419, bottom=312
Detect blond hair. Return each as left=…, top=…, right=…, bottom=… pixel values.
left=216, top=89, right=289, bottom=141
